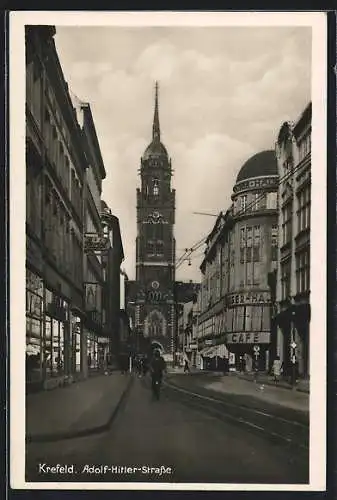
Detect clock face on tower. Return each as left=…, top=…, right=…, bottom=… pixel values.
left=151, top=280, right=160, bottom=290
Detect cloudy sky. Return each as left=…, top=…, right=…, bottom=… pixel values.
left=54, top=24, right=311, bottom=282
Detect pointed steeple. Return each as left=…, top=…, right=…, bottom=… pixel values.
left=152, top=81, right=160, bottom=142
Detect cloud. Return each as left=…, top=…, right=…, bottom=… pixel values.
left=54, top=25, right=311, bottom=281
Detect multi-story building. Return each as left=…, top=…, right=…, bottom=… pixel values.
left=197, top=151, right=279, bottom=371
left=25, top=26, right=125, bottom=389
left=174, top=280, right=200, bottom=363
left=100, top=201, right=125, bottom=361
left=72, top=98, right=108, bottom=375
left=275, top=103, right=311, bottom=378
left=197, top=211, right=232, bottom=371
left=25, top=26, right=87, bottom=389
left=131, top=83, right=176, bottom=362
left=227, top=150, right=279, bottom=370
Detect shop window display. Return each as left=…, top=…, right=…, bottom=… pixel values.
left=26, top=270, right=43, bottom=382
left=87, top=334, right=98, bottom=369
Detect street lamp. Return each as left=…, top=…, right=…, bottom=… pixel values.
left=290, top=306, right=297, bottom=387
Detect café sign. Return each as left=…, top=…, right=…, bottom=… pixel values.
left=226, top=332, right=270, bottom=344
left=226, top=292, right=271, bottom=306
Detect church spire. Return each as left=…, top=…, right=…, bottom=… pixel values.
left=152, top=81, right=160, bottom=142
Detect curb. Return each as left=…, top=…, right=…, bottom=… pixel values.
left=236, top=374, right=310, bottom=394
left=26, top=375, right=134, bottom=444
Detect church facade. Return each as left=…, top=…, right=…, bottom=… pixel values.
left=132, top=83, right=176, bottom=359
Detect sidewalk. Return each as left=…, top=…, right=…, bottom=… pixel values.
left=235, top=372, right=310, bottom=394
left=26, top=372, right=133, bottom=443
left=204, top=376, right=309, bottom=413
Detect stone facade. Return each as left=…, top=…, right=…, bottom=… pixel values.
left=275, top=103, right=311, bottom=377
left=197, top=151, right=279, bottom=372
left=132, top=84, right=176, bottom=359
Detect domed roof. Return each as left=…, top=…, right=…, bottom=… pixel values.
left=143, top=140, right=168, bottom=160
left=236, top=150, right=277, bottom=183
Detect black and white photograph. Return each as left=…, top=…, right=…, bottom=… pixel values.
left=10, top=11, right=327, bottom=491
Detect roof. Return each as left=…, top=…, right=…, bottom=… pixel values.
left=143, top=140, right=168, bottom=160
left=236, top=150, right=278, bottom=183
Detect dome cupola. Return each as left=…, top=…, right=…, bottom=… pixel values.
left=236, top=150, right=277, bottom=183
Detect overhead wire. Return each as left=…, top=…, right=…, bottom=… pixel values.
left=175, top=155, right=309, bottom=270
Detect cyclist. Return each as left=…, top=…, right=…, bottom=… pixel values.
left=149, top=349, right=166, bottom=400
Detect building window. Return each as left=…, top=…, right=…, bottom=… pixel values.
left=297, top=184, right=311, bottom=234
left=282, top=202, right=292, bottom=246
left=253, top=193, right=260, bottom=210
left=281, top=260, right=291, bottom=300
left=271, top=224, right=278, bottom=261
left=240, top=195, right=247, bottom=212
left=251, top=306, right=262, bottom=331
left=244, top=306, right=252, bottom=331
left=296, top=249, right=310, bottom=294
left=267, top=192, right=278, bottom=210
left=253, top=225, right=260, bottom=262
left=246, top=227, right=252, bottom=262
left=298, top=132, right=311, bottom=161
left=147, top=241, right=155, bottom=256
left=240, top=228, right=245, bottom=263
left=253, top=193, right=266, bottom=210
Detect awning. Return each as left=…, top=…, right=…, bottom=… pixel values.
left=201, top=346, right=217, bottom=358
left=200, top=344, right=229, bottom=358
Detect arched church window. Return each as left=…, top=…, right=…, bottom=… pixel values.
left=153, top=178, right=159, bottom=196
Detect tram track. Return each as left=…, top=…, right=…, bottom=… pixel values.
left=163, top=378, right=309, bottom=454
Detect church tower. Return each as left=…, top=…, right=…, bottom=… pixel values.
left=134, top=83, right=176, bottom=358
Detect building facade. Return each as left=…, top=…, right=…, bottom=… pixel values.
left=26, top=26, right=87, bottom=389
left=73, top=99, right=108, bottom=375
left=132, top=83, right=176, bottom=361
left=100, top=201, right=125, bottom=361
left=227, top=150, right=279, bottom=370
left=275, top=103, right=311, bottom=378
left=197, top=151, right=279, bottom=371
left=197, top=211, right=232, bottom=371
left=25, top=26, right=125, bottom=389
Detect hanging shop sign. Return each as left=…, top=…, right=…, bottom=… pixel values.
left=84, top=233, right=110, bottom=252
left=226, top=292, right=271, bottom=306
left=226, top=332, right=270, bottom=344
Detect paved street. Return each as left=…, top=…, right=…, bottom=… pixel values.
left=26, top=372, right=308, bottom=484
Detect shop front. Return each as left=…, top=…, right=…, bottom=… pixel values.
left=226, top=331, right=271, bottom=372
left=86, top=331, right=99, bottom=370
left=26, top=269, right=44, bottom=384
left=198, top=341, right=229, bottom=372
left=276, top=303, right=310, bottom=378
left=26, top=268, right=85, bottom=390
left=44, top=288, right=71, bottom=384
left=70, top=313, right=82, bottom=374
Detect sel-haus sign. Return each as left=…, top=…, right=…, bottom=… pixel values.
left=233, top=177, right=278, bottom=194
left=226, top=332, right=270, bottom=344
left=226, top=292, right=271, bottom=306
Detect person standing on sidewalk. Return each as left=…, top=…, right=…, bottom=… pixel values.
left=272, top=356, right=283, bottom=384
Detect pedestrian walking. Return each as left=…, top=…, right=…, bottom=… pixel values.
left=272, top=356, right=283, bottom=384
left=184, top=359, right=190, bottom=373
